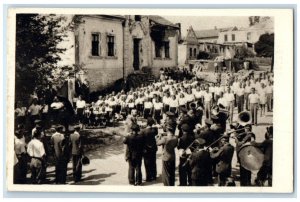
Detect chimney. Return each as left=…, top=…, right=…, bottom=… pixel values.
left=175, top=23, right=182, bottom=42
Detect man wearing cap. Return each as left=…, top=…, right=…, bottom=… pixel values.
left=123, top=124, right=144, bottom=185
left=188, top=138, right=212, bottom=186
left=163, top=111, right=177, bottom=134
left=210, top=135, right=234, bottom=186
left=156, top=124, right=178, bottom=186
left=51, top=125, right=67, bottom=184
left=69, top=125, right=83, bottom=182
left=177, top=123, right=195, bottom=186
left=140, top=117, right=158, bottom=182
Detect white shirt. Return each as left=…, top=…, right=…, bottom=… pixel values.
left=248, top=93, right=260, bottom=104
left=236, top=87, right=245, bottom=96
left=178, top=97, right=187, bottom=106
left=144, top=102, right=153, bottom=109
left=215, top=87, right=224, bottom=96
left=163, top=96, right=171, bottom=104
left=76, top=100, right=86, bottom=109
left=217, top=97, right=228, bottom=107
left=203, top=92, right=213, bottom=102
left=224, top=92, right=235, bottom=104
left=265, top=85, right=273, bottom=94
left=194, top=90, right=203, bottom=99
left=185, top=94, right=195, bottom=102
left=245, top=85, right=252, bottom=93
left=169, top=99, right=179, bottom=108
left=27, top=139, right=45, bottom=158
left=153, top=102, right=163, bottom=110
left=14, top=136, right=26, bottom=155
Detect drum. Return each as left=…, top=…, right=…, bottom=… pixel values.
left=238, top=144, right=264, bottom=172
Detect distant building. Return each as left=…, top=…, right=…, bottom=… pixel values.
left=178, top=26, right=236, bottom=65
left=218, top=17, right=274, bottom=52
left=73, top=15, right=180, bottom=92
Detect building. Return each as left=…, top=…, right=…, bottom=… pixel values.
left=74, top=15, right=180, bottom=92
left=179, top=26, right=236, bottom=64
left=217, top=17, right=274, bottom=52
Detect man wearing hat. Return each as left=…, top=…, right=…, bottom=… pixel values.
left=188, top=138, right=212, bottom=186
left=51, top=125, right=67, bottom=184
left=163, top=111, right=177, bottom=134
left=177, top=123, right=195, bottom=186
left=156, top=124, right=178, bottom=186
left=177, top=107, right=193, bottom=137
left=123, top=124, right=144, bottom=185
left=210, top=135, right=234, bottom=186
left=69, top=125, right=83, bottom=182
left=140, top=117, right=158, bottom=182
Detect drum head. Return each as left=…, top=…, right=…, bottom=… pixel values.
left=238, top=145, right=264, bottom=171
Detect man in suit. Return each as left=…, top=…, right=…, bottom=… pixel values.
left=177, top=123, right=195, bottom=186
left=51, top=125, right=67, bottom=184
left=70, top=125, right=83, bottom=182
left=156, top=125, right=178, bottom=186
left=188, top=138, right=212, bottom=186
left=123, top=124, right=145, bottom=185
left=210, top=135, right=234, bottom=186
left=141, top=117, right=158, bottom=182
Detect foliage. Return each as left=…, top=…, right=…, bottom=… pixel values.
left=249, top=16, right=260, bottom=26
left=254, top=33, right=274, bottom=72
left=234, top=46, right=255, bottom=60
left=15, top=14, right=73, bottom=103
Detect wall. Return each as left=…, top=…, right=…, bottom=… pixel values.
left=151, top=35, right=178, bottom=76
left=178, top=43, right=187, bottom=65
left=76, top=16, right=124, bottom=92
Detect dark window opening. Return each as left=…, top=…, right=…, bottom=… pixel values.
left=155, top=41, right=162, bottom=58
left=224, top=34, right=228, bottom=42
left=193, top=48, right=196, bottom=57
left=135, top=15, right=141, bottom=21
left=189, top=48, right=193, bottom=58
left=107, top=35, right=115, bottom=56
left=92, top=34, right=100, bottom=56
left=232, top=34, right=235, bottom=41
left=165, top=42, right=170, bottom=58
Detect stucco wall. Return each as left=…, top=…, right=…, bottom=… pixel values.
left=77, top=16, right=124, bottom=92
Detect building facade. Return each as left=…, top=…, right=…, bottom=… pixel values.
left=74, top=15, right=180, bottom=92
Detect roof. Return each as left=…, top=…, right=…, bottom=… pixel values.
left=194, top=27, right=234, bottom=39
left=149, top=15, right=179, bottom=28
left=249, top=17, right=274, bottom=30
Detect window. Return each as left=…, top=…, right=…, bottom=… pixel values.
left=193, top=48, right=196, bottom=57
left=155, top=41, right=162, bottom=58
left=164, top=41, right=170, bottom=58
left=224, top=34, right=228, bottom=42
left=189, top=48, right=193, bottom=58
left=107, top=35, right=115, bottom=56
left=232, top=34, right=235, bottom=41
left=247, top=32, right=251, bottom=41
left=91, top=33, right=100, bottom=56
left=135, top=15, right=141, bottom=21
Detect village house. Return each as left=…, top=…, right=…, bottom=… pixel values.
left=217, top=17, right=274, bottom=53
left=73, top=15, right=180, bottom=92
left=178, top=26, right=236, bottom=65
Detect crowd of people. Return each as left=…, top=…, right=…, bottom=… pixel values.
left=13, top=67, right=273, bottom=186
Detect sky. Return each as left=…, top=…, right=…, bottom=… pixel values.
left=163, top=16, right=250, bottom=36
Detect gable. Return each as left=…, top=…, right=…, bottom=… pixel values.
left=186, top=28, right=198, bottom=44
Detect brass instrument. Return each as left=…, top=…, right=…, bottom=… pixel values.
left=237, top=111, right=252, bottom=126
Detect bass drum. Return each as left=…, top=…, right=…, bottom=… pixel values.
left=238, top=144, right=264, bottom=172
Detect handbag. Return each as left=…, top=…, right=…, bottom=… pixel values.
left=81, top=155, right=90, bottom=165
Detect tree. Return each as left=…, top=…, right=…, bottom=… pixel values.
left=15, top=14, right=70, bottom=103
left=254, top=33, right=274, bottom=72
left=234, top=46, right=255, bottom=60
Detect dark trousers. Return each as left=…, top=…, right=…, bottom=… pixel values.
left=72, top=155, right=82, bottom=182
left=192, top=177, right=208, bottom=186
left=218, top=173, right=227, bottom=186
left=128, top=158, right=142, bottom=185
left=14, top=154, right=28, bottom=184
left=144, top=152, right=157, bottom=181
left=256, top=163, right=272, bottom=186
left=237, top=95, right=244, bottom=113
left=240, top=166, right=252, bottom=186
left=30, top=158, right=43, bottom=184
left=250, top=103, right=258, bottom=125
left=162, top=160, right=175, bottom=186
left=178, top=157, right=192, bottom=186
left=55, top=158, right=67, bottom=184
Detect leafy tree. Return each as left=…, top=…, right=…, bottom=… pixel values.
left=15, top=14, right=70, bottom=103
left=254, top=33, right=274, bottom=72
left=234, top=46, right=255, bottom=60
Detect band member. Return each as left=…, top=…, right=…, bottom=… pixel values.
left=210, top=135, right=234, bottom=186
left=163, top=111, right=177, bottom=134
left=188, top=138, right=212, bottom=186
left=123, top=124, right=144, bottom=186
left=14, top=129, right=27, bottom=184
left=248, top=88, right=260, bottom=125
left=177, top=107, right=193, bottom=136
left=27, top=130, right=46, bottom=184
left=51, top=125, right=67, bottom=184
left=141, top=118, right=158, bottom=182
left=252, top=126, right=273, bottom=186
left=177, top=124, right=195, bottom=186
left=70, top=125, right=83, bottom=182
left=156, top=125, right=178, bottom=186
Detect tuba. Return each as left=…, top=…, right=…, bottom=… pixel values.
left=237, top=111, right=252, bottom=126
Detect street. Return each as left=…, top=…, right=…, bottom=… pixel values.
left=43, top=108, right=273, bottom=186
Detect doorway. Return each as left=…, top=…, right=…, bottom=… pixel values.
left=133, top=38, right=141, bottom=71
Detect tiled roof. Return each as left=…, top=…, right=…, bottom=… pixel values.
left=194, top=27, right=234, bottom=39
left=149, top=15, right=179, bottom=28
